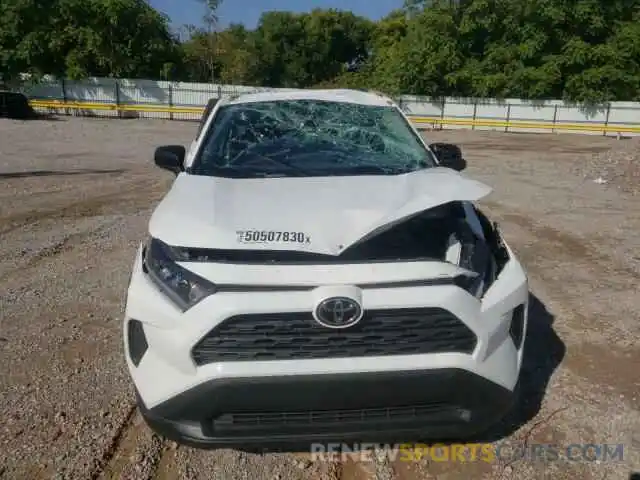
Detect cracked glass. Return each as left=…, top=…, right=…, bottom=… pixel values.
left=191, top=99, right=438, bottom=178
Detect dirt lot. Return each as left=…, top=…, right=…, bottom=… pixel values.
left=1, top=117, right=639, bottom=480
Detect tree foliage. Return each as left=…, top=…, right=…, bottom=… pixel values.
left=2, top=0, right=640, bottom=102
left=0, top=0, right=182, bottom=82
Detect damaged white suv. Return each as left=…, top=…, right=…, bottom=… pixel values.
left=123, top=89, right=529, bottom=448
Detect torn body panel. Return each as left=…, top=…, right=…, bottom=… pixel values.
left=148, top=168, right=509, bottom=302
left=148, top=166, right=492, bottom=257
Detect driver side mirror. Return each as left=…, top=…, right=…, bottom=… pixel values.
left=154, top=145, right=185, bottom=174
left=429, top=142, right=467, bottom=171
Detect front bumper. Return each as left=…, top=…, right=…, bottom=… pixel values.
left=137, top=368, right=517, bottom=449
left=124, top=240, right=528, bottom=447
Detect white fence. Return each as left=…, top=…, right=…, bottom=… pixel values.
left=21, top=77, right=640, bottom=136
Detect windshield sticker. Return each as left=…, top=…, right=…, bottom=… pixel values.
left=236, top=230, right=311, bottom=245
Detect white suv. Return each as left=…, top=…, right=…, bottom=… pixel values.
left=123, top=89, right=529, bottom=448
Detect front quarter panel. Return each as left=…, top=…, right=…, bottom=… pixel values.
left=480, top=236, right=529, bottom=373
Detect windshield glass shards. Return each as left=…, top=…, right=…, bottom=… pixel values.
left=190, top=99, right=438, bottom=178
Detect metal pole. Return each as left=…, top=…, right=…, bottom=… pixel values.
left=169, top=84, right=174, bottom=121
left=603, top=103, right=611, bottom=137
left=472, top=100, right=477, bottom=130
left=61, top=78, right=70, bottom=116
left=115, top=79, right=121, bottom=119
left=505, top=104, right=511, bottom=133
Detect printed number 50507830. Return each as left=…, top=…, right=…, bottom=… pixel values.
left=236, top=230, right=311, bottom=244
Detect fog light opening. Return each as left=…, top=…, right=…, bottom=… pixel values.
left=509, top=304, right=525, bottom=350
left=128, top=319, right=148, bottom=367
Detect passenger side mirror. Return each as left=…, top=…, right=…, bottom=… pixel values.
left=429, top=142, right=467, bottom=171
left=154, top=145, right=185, bottom=174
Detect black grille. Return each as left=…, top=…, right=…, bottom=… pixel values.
left=213, top=403, right=467, bottom=429
left=192, top=308, right=477, bottom=364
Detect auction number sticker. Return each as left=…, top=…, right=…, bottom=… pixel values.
left=236, top=230, right=311, bottom=244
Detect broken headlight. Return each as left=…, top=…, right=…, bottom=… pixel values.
left=454, top=232, right=496, bottom=299
left=454, top=272, right=485, bottom=298
left=143, top=237, right=217, bottom=311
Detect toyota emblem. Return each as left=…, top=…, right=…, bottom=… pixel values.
left=314, top=297, right=363, bottom=329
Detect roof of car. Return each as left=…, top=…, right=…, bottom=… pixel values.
left=223, top=88, right=396, bottom=107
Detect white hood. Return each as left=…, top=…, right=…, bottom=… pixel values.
left=148, top=167, right=491, bottom=256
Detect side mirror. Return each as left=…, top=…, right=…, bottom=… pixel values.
left=154, top=145, right=185, bottom=174
left=429, top=142, right=467, bottom=171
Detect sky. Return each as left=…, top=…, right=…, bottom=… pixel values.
left=150, top=0, right=403, bottom=30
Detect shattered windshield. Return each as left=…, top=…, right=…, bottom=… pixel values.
left=190, top=99, right=438, bottom=178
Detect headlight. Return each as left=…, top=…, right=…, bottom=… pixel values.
left=143, top=237, right=217, bottom=311
left=454, top=234, right=496, bottom=299
left=454, top=272, right=485, bottom=298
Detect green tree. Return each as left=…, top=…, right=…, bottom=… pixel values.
left=184, top=0, right=224, bottom=82
left=213, top=24, right=255, bottom=84
left=366, top=4, right=463, bottom=96
left=249, top=9, right=373, bottom=88
left=0, top=0, right=181, bottom=82
left=557, top=0, right=640, bottom=101
left=3, top=0, right=640, bottom=102
left=0, top=0, right=59, bottom=82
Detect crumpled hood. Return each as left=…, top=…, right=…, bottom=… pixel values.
left=148, top=167, right=492, bottom=256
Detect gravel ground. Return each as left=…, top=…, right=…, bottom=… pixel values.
left=0, top=117, right=639, bottom=480
left=571, top=135, right=640, bottom=195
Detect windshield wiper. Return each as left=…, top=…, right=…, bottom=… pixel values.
left=346, top=165, right=395, bottom=175
left=316, top=165, right=406, bottom=176
left=232, top=151, right=313, bottom=177
left=196, top=167, right=294, bottom=178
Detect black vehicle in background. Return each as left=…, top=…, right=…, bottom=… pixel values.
left=0, top=83, right=37, bottom=119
